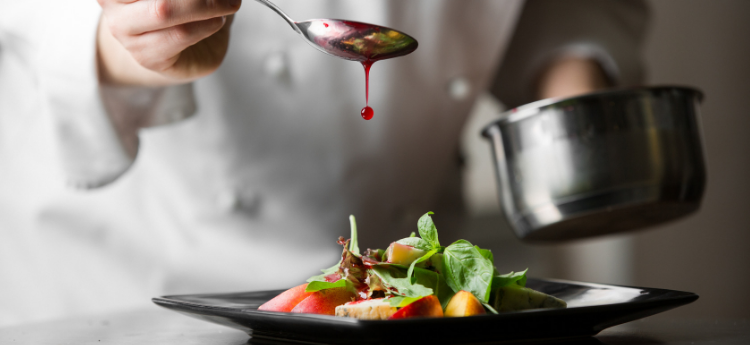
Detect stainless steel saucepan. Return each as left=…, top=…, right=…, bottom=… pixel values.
left=481, top=86, right=706, bottom=242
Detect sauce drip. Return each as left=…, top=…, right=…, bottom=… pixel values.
left=361, top=106, right=374, bottom=120
left=360, top=60, right=374, bottom=120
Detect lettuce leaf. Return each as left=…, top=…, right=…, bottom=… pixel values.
left=492, top=269, right=528, bottom=289
left=306, top=262, right=341, bottom=283
left=305, top=279, right=347, bottom=292
left=387, top=296, right=422, bottom=307
left=349, top=215, right=360, bottom=255
left=306, top=215, right=362, bottom=287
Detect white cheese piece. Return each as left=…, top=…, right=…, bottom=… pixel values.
left=335, top=298, right=398, bottom=320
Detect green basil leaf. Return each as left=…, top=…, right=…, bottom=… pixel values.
left=475, top=246, right=493, bottom=263
left=396, top=237, right=432, bottom=251
left=413, top=266, right=456, bottom=309
left=406, top=248, right=438, bottom=283
left=349, top=215, right=360, bottom=255
left=417, top=212, right=440, bottom=249
left=492, top=269, right=528, bottom=288
left=370, top=264, right=455, bottom=309
left=475, top=246, right=498, bottom=275
left=305, top=279, right=346, bottom=292
left=409, top=232, right=416, bottom=237
left=369, top=265, right=434, bottom=298
left=443, top=240, right=495, bottom=303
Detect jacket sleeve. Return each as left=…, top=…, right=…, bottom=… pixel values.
left=37, top=1, right=196, bottom=189
left=490, top=0, right=650, bottom=108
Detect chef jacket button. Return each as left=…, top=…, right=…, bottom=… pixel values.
left=217, top=189, right=262, bottom=215
left=170, top=110, right=186, bottom=122
left=448, top=77, right=470, bottom=100
left=238, top=192, right=262, bottom=216
left=264, top=51, right=288, bottom=79
left=216, top=190, right=240, bottom=212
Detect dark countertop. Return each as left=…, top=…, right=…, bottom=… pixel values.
left=1, top=308, right=748, bottom=345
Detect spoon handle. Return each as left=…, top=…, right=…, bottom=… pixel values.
left=254, top=0, right=302, bottom=35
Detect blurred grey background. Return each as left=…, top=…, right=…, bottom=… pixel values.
left=459, top=0, right=750, bottom=319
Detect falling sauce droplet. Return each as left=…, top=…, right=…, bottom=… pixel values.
left=361, top=60, right=374, bottom=120
left=361, top=106, right=374, bottom=120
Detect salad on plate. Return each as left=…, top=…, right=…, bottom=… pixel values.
left=258, top=212, right=566, bottom=319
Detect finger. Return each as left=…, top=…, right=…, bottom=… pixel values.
left=121, top=0, right=241, bottom=35
left=166, top=14, right=233, bottom=79
left=97, top=0, right=137, bottom=7
left=124, top=15, right=227, bottom=71
left=97, top=0, right=140, bottom=12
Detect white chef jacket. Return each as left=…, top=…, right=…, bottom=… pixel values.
left=0, top=0, right=647, bottom=326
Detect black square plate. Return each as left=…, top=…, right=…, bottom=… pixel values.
left=152, top=278, right=698, bottom=344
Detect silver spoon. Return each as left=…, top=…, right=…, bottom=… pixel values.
left=254, top=0, right=418, bottom=62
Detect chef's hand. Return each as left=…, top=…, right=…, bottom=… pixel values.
left=537, top=56, right=610, bottom=99
left=97, top=0, right=242, bottom=86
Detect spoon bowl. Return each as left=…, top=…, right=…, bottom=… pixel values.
left=296, top=19, right=418, bottom=61
left=255, top=0, right=418, bottom=62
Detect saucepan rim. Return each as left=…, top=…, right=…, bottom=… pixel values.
left=481, top=85, right=704, bottom=138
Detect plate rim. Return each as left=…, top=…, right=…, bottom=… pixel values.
left=152, top=277, right=699, bottom=324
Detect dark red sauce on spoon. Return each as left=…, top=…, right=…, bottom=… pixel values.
left=300, top=19, right=418, bottom=120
